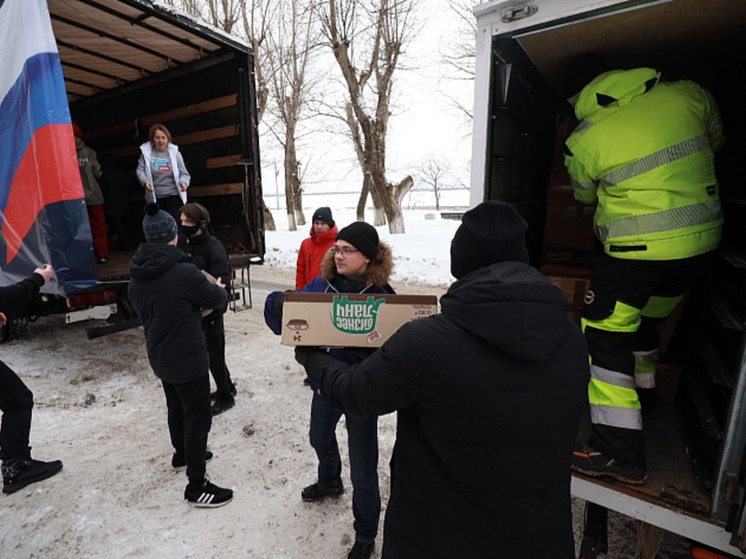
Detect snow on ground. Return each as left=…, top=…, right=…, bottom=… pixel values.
left=0, top=207, right=694, bottom=558
left=264, top=208, right=463, bottom=287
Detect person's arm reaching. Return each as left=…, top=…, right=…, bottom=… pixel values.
left=295, top=321, right=422, bottom=420
left=0, top=264, right=53, bottom=314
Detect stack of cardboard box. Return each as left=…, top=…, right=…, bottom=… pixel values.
left=540, top=120, right=596, bottom=323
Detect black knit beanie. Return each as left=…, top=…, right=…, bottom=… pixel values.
left=143, top=202, right=178, bottom=244
left=450, top=200, right=529, bottom=279
left=336, top=221, right=379, bottom=260
left=312, top=207, right=334, bottom=228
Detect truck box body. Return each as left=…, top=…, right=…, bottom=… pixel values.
left=1, top=0, right=264, bottom=330
left=471, top=0, right=746, bottom=555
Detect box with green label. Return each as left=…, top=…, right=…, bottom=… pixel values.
left=281, top=292, right=438, bottom=347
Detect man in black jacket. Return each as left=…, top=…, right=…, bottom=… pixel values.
left=296, top=201, right=590, bottom=558
left=0, top=264, right=63, bottom=494
left=129, top=203, right=232, bottom=507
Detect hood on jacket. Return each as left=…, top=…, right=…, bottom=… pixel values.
left=440, top=262, right=570, bottom=362
left=573, top=67, right=660, bottom=120
left=310, top=223, right=339, bottom=244
left=319, top=240, right=394, bottom=288
left=130, top=243, right=188, bottom=280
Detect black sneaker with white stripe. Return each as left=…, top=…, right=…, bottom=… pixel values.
left=185, top=479, right=233, bottom=508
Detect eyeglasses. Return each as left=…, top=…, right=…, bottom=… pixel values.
left=331, top=247, right=360, bottom=256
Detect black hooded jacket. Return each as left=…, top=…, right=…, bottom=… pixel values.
left=0, top=274, right=44, bottom=315
left=186, top=231, right=231, bottom=315
left=299, top=262, right=589, bottom=558
left=128, top=243, right=227, bottom=383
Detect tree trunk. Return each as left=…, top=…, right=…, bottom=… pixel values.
left=284, top=132, right=300, bottom=231
left=356, top=179, right=369, bottom=221
left=295, top=191, right=306, bottom=226
left=263, top=201, right=276, bottom=231
left=382, top=175, right=413, bottom=233
left=284, top=167, right=297, bottom=232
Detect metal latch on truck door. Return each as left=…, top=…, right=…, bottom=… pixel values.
left=501, top=3, right=538, bottom=23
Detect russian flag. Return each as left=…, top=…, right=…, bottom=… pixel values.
left=0, top=0, right=96, bottom=295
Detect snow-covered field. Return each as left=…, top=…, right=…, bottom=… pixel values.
left=264, top=208, right=463, bottom=287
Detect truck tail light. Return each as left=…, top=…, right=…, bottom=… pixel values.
left=67, top=288, right=118, bottom=309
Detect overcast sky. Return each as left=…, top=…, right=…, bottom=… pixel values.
left=259, top=0, right=474, bottom=211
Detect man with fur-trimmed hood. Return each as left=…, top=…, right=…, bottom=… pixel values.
left=264, top=221, right=394, bottom=559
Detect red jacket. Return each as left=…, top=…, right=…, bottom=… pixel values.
left=295, top=223, right=338, bottom=289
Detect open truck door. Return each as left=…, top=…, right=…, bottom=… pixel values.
left=1, top=0, right=264, bottom=336
left=471, top=0, right=746, bottom=556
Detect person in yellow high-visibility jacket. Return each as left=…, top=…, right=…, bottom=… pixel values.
left=563, top=57, right=725, bottom=484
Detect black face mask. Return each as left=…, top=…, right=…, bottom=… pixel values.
left=181, top=224, right=200, bottom=237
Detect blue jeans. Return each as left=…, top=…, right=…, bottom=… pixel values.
left=309, top=391, right=380, bottom=543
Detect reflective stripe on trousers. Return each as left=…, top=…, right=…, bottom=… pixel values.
left=589, top=364, right=643, bottom=430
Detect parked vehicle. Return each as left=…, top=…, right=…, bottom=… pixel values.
left=0, top=0, right=264, bottom=339
left=471, top=0, right=746, bottom=556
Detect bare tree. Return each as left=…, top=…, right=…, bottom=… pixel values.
left=239, top=0, right=274, bottom=124
left=161, top=0, right=240, bottom=33
left=418, top=154, right=449, bottom=211
left=163, top=0, right=278, bottom=229
left=263, top=0, right=320, bottom=231
left=440, top=0, right=476, bottom=120
left=206, top=0, right=242, bottom=31
left=317, top=0, right=417, bottom=233
left=414, top=153, right=469, bottom=210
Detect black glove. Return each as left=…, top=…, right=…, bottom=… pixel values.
left=295, top=346, right=312, bottom=367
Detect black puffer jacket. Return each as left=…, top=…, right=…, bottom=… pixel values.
left=0, top=274, right=44, bottom=316
left=128, top=243, right=227, bottom=383
left=186, top=231, right=231, bottom=315
left=300, top=262, right=589, bottom=558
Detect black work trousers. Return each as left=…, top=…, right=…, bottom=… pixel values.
left=162, top=374, right=211, bottom=485
left=203, top=313, right=234, bottom=397
left=0, top=360, right=34, bottom=461
left=583, top=252, right=712, bottom=465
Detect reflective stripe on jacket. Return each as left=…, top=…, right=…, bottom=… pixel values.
left=565, top=67, right=724, bottom=260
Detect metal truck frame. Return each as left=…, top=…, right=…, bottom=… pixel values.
left=471, top=1, right=746, bottom=556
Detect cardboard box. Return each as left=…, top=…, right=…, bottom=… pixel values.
left=281, top=292, right=438, bottom=347
left=655, top=363, right=682, bottom=403
left=542, top=273, right=592, bottom=324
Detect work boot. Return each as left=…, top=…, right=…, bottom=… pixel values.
left=184, top=479, right=233, bottom=508
left=571, top=443, right=647, bottom=485
left=301, top=482, right=344, bottom=502
left=2, top=458, right=63, bottom=494
left=347, top=541, right=375, bottom=559
left=211, top=394, right=235, bottom=416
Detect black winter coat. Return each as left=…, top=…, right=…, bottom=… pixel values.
left=186, top=231, right=230, bottom=315
left=0, top=274, right=44, bottom=315
left=128, top=243, right=227, bottom=383
left=299, top=262, right=589, bottom=558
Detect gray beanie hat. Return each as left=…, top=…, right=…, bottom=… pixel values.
left=143, top=202, right=178, bottom=244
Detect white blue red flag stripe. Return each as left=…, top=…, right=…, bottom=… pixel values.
left=0, top=0, right=96, bottom=295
